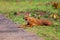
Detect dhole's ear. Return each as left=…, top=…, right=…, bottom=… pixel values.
left=25, top=14, right=31, bottom=17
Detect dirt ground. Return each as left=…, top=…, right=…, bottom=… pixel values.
left=0, top=14, right=44, bottom=40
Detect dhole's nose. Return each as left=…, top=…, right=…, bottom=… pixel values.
left=23, top=17, right=27, bottom=20
left=25, top=18, right=27, bottom=20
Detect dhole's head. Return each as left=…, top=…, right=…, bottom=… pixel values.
left=23, top=13, right=31, bottom=21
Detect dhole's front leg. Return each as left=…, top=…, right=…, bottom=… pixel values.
left=26, top=22, right=32, bottom=27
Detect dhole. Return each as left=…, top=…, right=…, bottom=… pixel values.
left=24, top=14, right=52, bottom=27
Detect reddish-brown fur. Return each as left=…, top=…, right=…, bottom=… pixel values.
left=24, top=15, right=52, bottom=27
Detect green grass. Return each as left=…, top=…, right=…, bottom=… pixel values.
left=0, top=0, right=60, bottom=40
left=25, top=26, right=57, bottom=40
left=0, top=1, right=59, bottom=13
